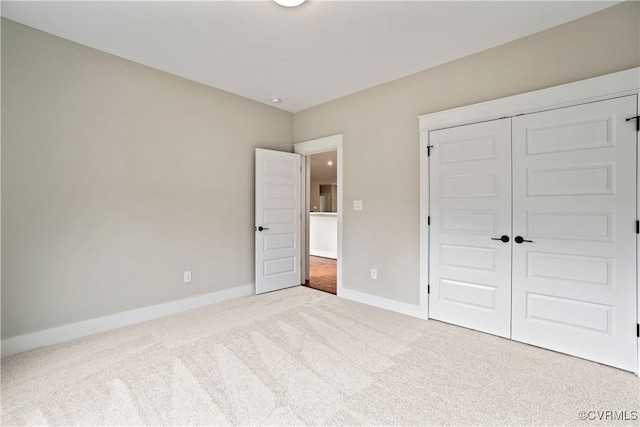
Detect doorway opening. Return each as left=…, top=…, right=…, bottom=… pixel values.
left=294, top=134, right=343, bottom=297
left=307, top=151, right=338, bottom=294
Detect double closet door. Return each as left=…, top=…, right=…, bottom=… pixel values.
left=429, top=95, right=638, bottom=371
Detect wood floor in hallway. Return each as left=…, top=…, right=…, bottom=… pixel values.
left=306, top=256, right=337, bottom=294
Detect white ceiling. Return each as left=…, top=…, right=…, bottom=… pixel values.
left=309, top=150, right=337, bottom=183
left=1, top=1, right=621, bottom=113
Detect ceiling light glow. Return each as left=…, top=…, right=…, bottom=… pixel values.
left=274, top=0, right=306, bottom=7
left=327, top=161, right=333, bottom=166
left=270, top=97, right=282, bottom=103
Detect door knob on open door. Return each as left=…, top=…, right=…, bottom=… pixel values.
left=514, top=236, right=533, bottom=244
left=491, top=235, right=510, bottom=243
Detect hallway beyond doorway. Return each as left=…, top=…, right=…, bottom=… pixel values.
left=306, top=256, right=336, bottom=294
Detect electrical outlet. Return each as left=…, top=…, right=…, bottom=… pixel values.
left=354, top=200, right=363, bottom=211
left=371, top=268, right=377, bottom=279
left=184, top=271, right=192, bottom=283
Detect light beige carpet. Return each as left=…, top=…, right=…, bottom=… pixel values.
left=2, top=286, right=638, bottom=426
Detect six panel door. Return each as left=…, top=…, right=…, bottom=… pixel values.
left=429, top=118, right=513, bottom=338
left=511, top=96, right=637, bottom=371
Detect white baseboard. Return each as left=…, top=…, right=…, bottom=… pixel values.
left=1, top=284, right=254, bottom=358
left=338, top=287, right=427, bottom=319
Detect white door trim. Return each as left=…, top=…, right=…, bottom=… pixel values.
left=294, top=134, right=343, bottom=295
left=419, top=67, right=640, bottom=375
left=637, top=91, right=640, bottom=377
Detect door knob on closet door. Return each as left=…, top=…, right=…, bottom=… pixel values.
left=514, top=236, right=533, bottom=244
left=491, top=235, right=510, bottom=243
left=256, top=226, right=269, bottom=231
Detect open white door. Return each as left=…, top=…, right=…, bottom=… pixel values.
left=255, top=148, right=302, bottom=294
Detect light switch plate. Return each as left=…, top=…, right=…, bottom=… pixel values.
left=354, top=200, right=363, bottom=211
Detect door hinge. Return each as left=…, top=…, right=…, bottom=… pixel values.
left=428, top=216, right=431, bottom=226
left=637, top=323, right=639, bottom=338
left=636, top=220, right=639, bottom=234
left=427, top=145, right=434, bottom=156
left=626, top=115, right=640, bottom=132
left=427, top=284, right=431, bottom=294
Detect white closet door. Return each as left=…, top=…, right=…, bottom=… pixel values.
left=511, top=96, right=638, bottom=371
left=429, top=119, right=512, bottom=338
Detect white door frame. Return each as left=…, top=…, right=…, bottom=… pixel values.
left=636, top=87, right=640, bottom=378
left=294, top=134, right=343, bottom=295
left=419, top=67, right=640, bottom=374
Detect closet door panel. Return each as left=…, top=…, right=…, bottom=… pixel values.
left=511, top=95, right=637, bottom=371
left=429, top=118, right=512, bottom=338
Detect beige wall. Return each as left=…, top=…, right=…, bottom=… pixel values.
left=330, top=184, right=337, bottom=213
left=1, top=19, right=293, bottom=338
left=293, top=2, right=640, bottom=304
left=310, top=182, right=320, bottom=212
left=2, top=2, right=639, bottom=339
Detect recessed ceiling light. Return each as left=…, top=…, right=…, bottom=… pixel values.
left=274, top=0, right=306, bottom=7
left=270, top=97, right=281, bottom=103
